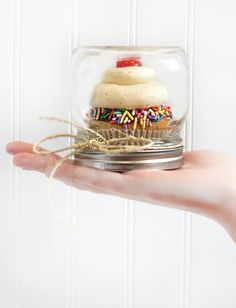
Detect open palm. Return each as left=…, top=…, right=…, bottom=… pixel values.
left=6, top=141, right=236, bottom=242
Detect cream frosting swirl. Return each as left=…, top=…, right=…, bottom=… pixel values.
left=90, top=66, right=167, bottom=109
left=102, top=66, right=156, bottom=85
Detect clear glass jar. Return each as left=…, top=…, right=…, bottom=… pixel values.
left=71, top=46, right=189, bottom=171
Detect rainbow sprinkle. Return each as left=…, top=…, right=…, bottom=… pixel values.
left=89, top=105, right=173, bottom=129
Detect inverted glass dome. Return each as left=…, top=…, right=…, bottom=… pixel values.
left=71, top=46, right=189, bottom=171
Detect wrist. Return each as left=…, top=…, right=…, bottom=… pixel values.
left=216, top=183, right=236, bottom=243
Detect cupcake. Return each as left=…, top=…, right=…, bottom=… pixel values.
left=86, top=57, right=175, bottom=139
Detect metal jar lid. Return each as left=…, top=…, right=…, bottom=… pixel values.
left=73, top=144, right=184, bottom=172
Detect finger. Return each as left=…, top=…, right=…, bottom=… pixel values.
left=12, top=152, right=109, bottom=194
left=12, top=152, right=129, bottom=195
left=6, top=141, right=40, bottom=155
left=8, top=142, right=128, bottom=194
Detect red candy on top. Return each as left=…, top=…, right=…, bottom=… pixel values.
left=116, top=57, right=142, bottom=68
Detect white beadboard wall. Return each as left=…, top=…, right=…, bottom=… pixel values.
left=0, top=0, right=236, bottom=307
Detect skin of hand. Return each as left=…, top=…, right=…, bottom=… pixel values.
left=6, top=141, right=236, bottom=243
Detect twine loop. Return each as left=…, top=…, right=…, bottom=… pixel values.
left=33, top=116, right=154, bottom=230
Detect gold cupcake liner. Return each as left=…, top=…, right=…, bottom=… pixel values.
left=75, top=124, right=182, bottom=149
left=98, top=126, right=180, bottom=139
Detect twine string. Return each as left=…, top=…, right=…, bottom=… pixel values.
left=33, top=117, right=154, bottom=229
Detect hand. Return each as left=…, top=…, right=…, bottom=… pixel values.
left=6, top=141, right=236, bottom=242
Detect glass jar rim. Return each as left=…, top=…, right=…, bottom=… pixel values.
left=72, top=45, right=185, bottom=56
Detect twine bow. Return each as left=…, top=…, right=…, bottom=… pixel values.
left=33, top=117, right=155, bottom=229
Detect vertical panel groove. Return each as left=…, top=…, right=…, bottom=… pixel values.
left=67, top=1, right=72, bottom=306
left=11, top=0, right=21, bottom=307
left=68, top=0, right=79, bottom=308
left=67, top=0, right=73, bottom=306
left=125, top=1, right=137, bottom=308
left=128, top=0, right=138, bottom=46
left=182, top=0, right=195, bottom=307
